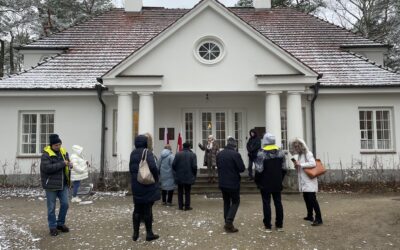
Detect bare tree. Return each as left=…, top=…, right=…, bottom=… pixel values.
left=329, top=0, right=400, bottom=70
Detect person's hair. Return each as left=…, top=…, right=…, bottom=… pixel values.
left=289, top=139, right=308, bottom=155
left=144, top=133, right=153, bottom=151
left=164, top=144, right=172, bottom=150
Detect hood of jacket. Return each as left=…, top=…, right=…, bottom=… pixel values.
left=160, top=148, right=172, bottom=159
left=72, top=145, right=83, bottom=155
left=262, top=132, right=276, bottom=146
left=135, top=135, right=148, bottom=149
left=249, top=129, right=257, bottom=138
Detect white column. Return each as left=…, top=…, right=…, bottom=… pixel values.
left=286, top=91, right=304, bottom=141
left=138, top=91, right=154, bottom=139
left=117, top=92, right=133, bottom=171
left=265, top=91, right=282, bottom=147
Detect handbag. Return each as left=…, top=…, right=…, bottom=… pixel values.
left=304, top=159, right=326, bottom=179
left=137, top=149, right=155, bottom=185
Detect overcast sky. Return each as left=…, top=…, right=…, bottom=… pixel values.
left=113, top=0, right=239, bottom=8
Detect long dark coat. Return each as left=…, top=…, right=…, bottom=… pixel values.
left=172, top=148, right=198, bottom=185
left=129, top=135, right=161, bottom=204
left=216, top=144, right=246, bottom=190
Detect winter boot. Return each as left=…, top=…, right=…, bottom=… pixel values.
left=132, top=213, right=140, bottom=241
left=144, top=215, right=159, bottom=241
left=224, top=223, right=239, bottom=233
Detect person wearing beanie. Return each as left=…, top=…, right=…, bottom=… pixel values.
left=254, top=132, right=287, bottom=233
left=216, top=137, right=245, bottom=233
left=172, top=141, right=197, bottom=211
left=40, top=133, right=72, bottom=236
left=246, top=129, right=261, bottom=180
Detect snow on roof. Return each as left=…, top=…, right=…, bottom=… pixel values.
left=0, top=7, right=399, bottom=89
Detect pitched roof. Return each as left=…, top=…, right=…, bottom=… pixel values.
left=0, top=6, right=399, bottom=89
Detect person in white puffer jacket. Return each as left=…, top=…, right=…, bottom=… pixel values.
left=70, top=145, right=89, bottom=203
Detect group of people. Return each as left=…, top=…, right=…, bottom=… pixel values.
left=39, top=130, right=322, bottom=241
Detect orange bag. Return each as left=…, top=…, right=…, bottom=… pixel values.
left=304, top=159, right=326, bottom=179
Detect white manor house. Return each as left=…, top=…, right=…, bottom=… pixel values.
left=0, top=0, right=399, bottom=186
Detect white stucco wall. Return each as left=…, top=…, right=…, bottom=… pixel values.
left=0, top=95, right=102, bottom=174
left=315, top=93, right=400, bottom=170
left=120, top=7, right=302, bottom=92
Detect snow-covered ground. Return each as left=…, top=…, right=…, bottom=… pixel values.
left=0, top=189, right=399, bottom=249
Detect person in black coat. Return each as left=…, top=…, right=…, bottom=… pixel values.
left=254, top=132, right=287, bottom=232
left=216, top=137, right=245, bottom=233
left=40, top=134, right=72, bottom=236
left=129, top=135, right=160, bottom=242
left=246, top=129, right=261, bottom=180
left=172, top=142, right=197, bottom=211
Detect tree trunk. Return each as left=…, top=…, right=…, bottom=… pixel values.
left=0, top=39, right=4, bottom=78
left=10, top=32, right=15, bottom=74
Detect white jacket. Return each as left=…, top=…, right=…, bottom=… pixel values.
left=296, top=151, right=318, bottom=192
left=70, top=145, right=89, bottom=181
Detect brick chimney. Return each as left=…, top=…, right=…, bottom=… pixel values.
left=254, top=0, right=271, bottom=9
left=125, top=0, right=142, bottom=12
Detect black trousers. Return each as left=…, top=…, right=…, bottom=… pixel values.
left=303, top=192, right=322, bottom=222
left=221, top=188, right=240, bottom=224
left=260, top=190, right=283, bottom=228
left=133, top=202, right=153, bottom=218
left=248, top=157, right=255, bottom=178
left=162, top=190, right=174, bottom=203
left=178, top=184, right=191, bottom=209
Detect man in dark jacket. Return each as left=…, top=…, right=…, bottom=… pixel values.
left=216, top=137, right=245, bottom=233
left=254, top=132, right=287, bottom=233
left=40, top=134, right=71, bottom=236
left=129, top=134, right=160, bottom=242
left=246, top=129, right=261, bottom=180
left=172, top=142, right=197, bottom=211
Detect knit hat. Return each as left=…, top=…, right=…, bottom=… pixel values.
left=227, top=136, right=237, bottom=147
left=262, top=132, right=275, bottom=146
left=49, top=134, right=62, bottom=146
left=183, top=141, right=191, bottom=149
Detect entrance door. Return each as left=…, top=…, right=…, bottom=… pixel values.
left=183, top=109, right=246, bottom=168
left=200, top=111, right=226, bottom=147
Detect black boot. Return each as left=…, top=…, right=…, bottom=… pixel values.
left=132, top=213, right=140, bottom=241
left=144, top=215, right=159, bottom=241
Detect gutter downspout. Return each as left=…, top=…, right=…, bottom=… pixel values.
left=96, top=79, right=106, bottom=188
left=311, top=74, right=322, bottom=157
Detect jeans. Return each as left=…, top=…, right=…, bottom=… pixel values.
left=45, top=185, right=69, bottom=229
left=72, top=180, right=81, bottom=197
left=248, top=157, right=255, bottom=178
left=162, top=190, right=174, bottom=203
left=221, top=188, right=240, bottom=224
left=303, top=192, right=322, bottom=222
left=260, top=190, right=283, bottom=228
left=178, top=184, right=192, bottom=209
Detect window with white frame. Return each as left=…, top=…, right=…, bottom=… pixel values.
left=359, top=108, right=393, bottom=150
left=20, top=112, right=54, bottom=155
left=234, top=112, right=243, bottom=149
left=280, top=110, right=288, bottom=150
left=184, top=112, right=194, bottom=148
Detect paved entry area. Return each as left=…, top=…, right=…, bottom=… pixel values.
left=0, top=189, right=399, bottom=249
